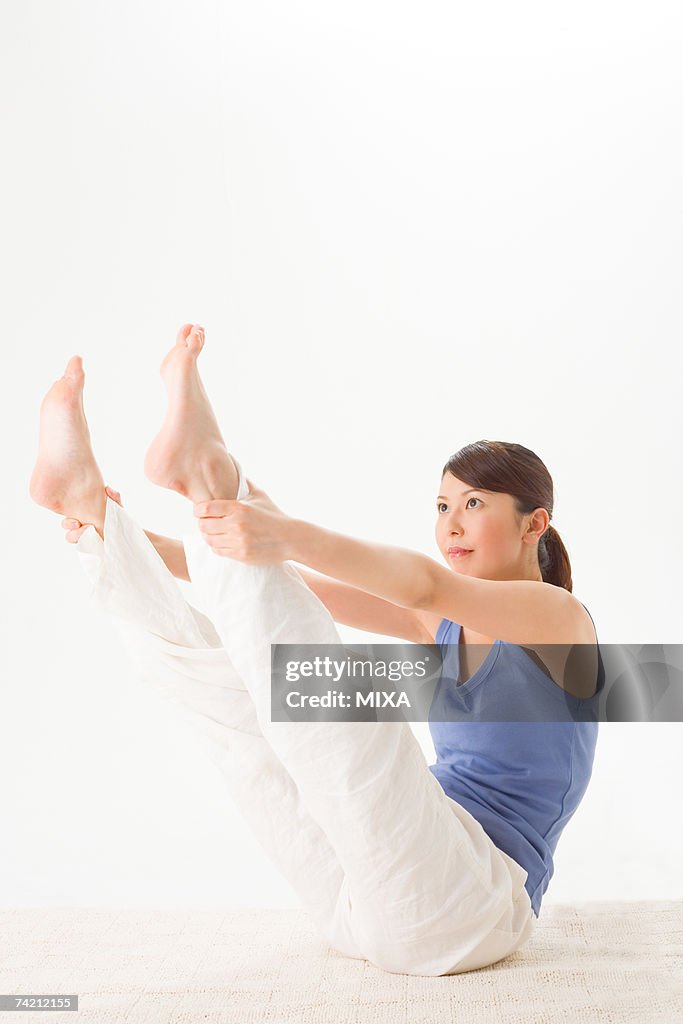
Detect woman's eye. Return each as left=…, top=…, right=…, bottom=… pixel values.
left=438, top=499, right=481, bottom=512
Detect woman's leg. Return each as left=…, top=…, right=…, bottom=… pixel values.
left=29, top=348, right=361, bottom=959
left=146, top=328, right=536, bottom=977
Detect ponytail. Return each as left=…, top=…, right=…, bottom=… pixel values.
left=539, top=525, right=573, bottom=592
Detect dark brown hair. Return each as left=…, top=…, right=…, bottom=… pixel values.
left=441, top=440, right=573, bottom=592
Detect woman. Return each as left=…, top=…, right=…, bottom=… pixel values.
left=30, top=323, right=603, bottom=977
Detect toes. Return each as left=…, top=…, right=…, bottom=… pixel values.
left=186, top=324, right=205, bottom=355
left=63, top=355, right=84, bottom=380
left=176, top=323, right=195, bottom=347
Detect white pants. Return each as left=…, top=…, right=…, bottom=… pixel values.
left=76, top=462, right=536, bottom=976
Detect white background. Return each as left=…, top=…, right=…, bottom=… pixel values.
left=2, top=1, right=682, bottom=910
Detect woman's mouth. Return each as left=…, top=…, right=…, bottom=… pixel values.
left=448, top=547, right=473, bottom=559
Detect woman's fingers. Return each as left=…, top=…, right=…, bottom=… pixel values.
left=105, top=486, right=123, bottom=506
left=65, top=525, right=90, bottom=544
left=197, top=514, right=239, bottom=535
left=193, top=499, right=237, bottom=519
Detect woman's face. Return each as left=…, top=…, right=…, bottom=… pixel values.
left=435, top=472, right=544, bottom=582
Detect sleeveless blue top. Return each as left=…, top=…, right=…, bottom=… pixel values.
left=428, top=611, right=605, bottom=918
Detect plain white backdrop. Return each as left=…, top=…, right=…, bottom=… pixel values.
left=2, top=1, right=682, bottom=910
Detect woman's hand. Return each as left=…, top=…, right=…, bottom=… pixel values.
left=193, top=480, right=296, bottom=564
left=61, top=486, right=122, bottom=542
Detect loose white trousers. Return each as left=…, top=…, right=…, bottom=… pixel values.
left=76, top=463, right=535, bottom=976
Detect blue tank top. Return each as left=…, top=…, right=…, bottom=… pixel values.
left=428, top=610, right=605, bottom=918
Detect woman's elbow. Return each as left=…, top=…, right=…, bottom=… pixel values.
left=411, top=561, right=438, bottom=613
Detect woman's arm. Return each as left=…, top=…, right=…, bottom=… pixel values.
left=196, top=495, right=587, bottom=645
left=193, top=487, right=593, bottom=646
left=297, top=569, right=440, bottom=643
left=286, top=519, right=591, bottom=645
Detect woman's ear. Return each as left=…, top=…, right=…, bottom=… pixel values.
left=524, top=507, right=550, bottom=543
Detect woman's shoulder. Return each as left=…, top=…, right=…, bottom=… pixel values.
left=569, top=595, right=599, bottom=645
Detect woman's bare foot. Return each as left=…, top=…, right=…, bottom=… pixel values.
left=61, top=487, right=121, bottom=544
left=29, top=356, right=107, bottom=537
left=143, top=324, right=239, bottom=503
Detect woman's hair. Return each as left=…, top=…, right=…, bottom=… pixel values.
left=441, top=440, right=573, bottom=592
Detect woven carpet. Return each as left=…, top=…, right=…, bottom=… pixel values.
left=1, top=902, right=681, bottom=1023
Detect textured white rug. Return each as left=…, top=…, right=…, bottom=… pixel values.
left=1, top=902, right=681, bottom=1023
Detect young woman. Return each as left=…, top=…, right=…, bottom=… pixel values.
left=31, top=323, right=603, bottom=977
